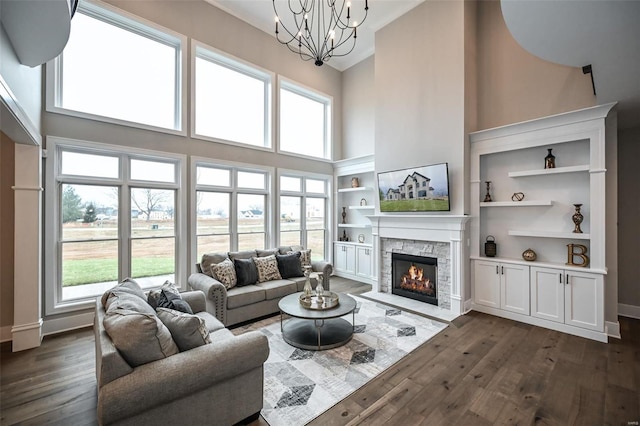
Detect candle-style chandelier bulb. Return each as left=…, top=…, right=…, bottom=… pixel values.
left=272, top=0, right=369, bottom=66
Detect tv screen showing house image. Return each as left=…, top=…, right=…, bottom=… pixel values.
left=377, top=163, right=450, bottom=212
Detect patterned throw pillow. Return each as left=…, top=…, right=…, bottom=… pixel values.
left=252, top=255, right=282, bottom=283
left=288, top=249, right=312, bottom=268
left=156, top=308, right=212, bottom=352
left=210, top=258, right=238, bottom=289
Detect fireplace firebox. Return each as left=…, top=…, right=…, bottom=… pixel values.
left=391, top=253, right=438, bottom=305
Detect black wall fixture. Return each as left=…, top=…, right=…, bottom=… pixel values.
left=582, top=64, right=596, bottom=96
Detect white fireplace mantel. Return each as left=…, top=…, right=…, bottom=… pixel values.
left=366, top=214, right=470, bottom=318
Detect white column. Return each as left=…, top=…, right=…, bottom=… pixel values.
left=12, top=143, right=42, bottom=351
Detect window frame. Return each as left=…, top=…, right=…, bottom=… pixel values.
left=44, top=136, right=187, bottom=316
left=191, top=157, right=275, bottom=267
left=190, top=40, right=275, bottom=151
left=278, top=76, right=333, bottom=161
left=45, top=0, right=187, bottom=136
left=277, top=170, right=331, bottom=260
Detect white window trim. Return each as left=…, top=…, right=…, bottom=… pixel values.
left=190, top=157, right=275, bottom=270
left=277, top=76, right=333, bottom=161
left=44, top=136, right=187, bottom=316
left=45, top=0, right=188, bottom=136
left=190, top=40, right=275, bottom=151
left=276, top=169, right=332, bottom=259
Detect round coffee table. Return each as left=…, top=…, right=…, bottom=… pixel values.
left=278, top=292, right=357, bottom=351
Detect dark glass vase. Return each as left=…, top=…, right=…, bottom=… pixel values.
left=544, top=148, right=556, bottom=169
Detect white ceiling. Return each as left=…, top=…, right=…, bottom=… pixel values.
left=205, top=0, right=425, bottom=71
left=205, top=0, right=640, bottom=129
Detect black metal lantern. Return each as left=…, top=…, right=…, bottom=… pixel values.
left=485, top=235, right=497, bottom=257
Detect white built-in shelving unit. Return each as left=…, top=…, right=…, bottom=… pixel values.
left=468, top=103, right=616, bottom=342
left=333, top=155, right=377, bottom=285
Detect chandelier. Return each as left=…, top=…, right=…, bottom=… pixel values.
left=273, top=0, right=369, bottom=66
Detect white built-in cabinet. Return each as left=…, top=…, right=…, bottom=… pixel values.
left=333, top=155, right=377, bottom=285
left=468, top=103, right=616, bottom=343
left=530, top=266, right=603, bottom=332
left=473, top=260, right=529, bottom=315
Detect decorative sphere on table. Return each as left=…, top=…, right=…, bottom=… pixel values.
left=522, top=248, right=537, bottom=261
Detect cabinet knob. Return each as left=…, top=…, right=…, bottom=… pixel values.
left=496, top=265, right=499, bottom=274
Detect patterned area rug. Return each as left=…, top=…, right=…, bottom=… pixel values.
left=234, top=295, right=448, bottom=426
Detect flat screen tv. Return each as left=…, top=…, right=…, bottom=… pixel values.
left=377, top=163, right=450, bottom=212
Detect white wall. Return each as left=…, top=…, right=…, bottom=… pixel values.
left=374, top=0, right=467, bottom=215
left=341, top=56, right=375, bottom=160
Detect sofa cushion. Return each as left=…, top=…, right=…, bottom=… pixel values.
left=201, top=252, right=229, bottom=277
left=103, top=308, right=179, bottom=367
left=101, top=278, right=146, bottom=308
left=276, top=252, right=304, bottom=279
left=256, top=248, right=279, bottom=257
left=288, top=249, right=312, bottom=269
left=105, top=292, right=156, bottom=315
left=195, top=312, right=226, bottom=333
left=156, top=308, right=211, bottom=352
left=253, top=255, right=282, bottom=283
left=234, top=258, right=259, bottom=286
left=210, top=258, right=237, bottom=289
left=229, top=250, right=257, bottom=261
left=257, top=279, right=298, bottom=301
left=226, top=285, right=265, bottom=309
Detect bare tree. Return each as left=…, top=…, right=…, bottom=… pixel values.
left=131, top=189, right=169, bottom=221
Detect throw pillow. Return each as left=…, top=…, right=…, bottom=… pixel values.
left=210, top=258, right=237, bottom=289
left=103, top=308, right=179, bottom=367
left=157, top=290, right=194, bottom=314
left=234, top=258, right=259, bottom=286
left=276, top=252, right=304, bottom=279
left=147, top=280, right=181, bottom=309
left=201, top=252, right=229, bottom=277
left=156, top=308, right=211, bottom=352
left=101, top=277, right=146, bottom=308
left=288, top=249, right=312, bottom=269
left=253, top=255, right=282, bottom=283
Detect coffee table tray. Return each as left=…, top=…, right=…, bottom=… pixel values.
left=299, top=291, right=340, bottom=310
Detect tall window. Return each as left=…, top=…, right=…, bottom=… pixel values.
left=279, top=79, right=332, bottom=160
left=45, top=139, right=186, bottom=314
left=194, top=162, right=271, bottom=260
left=193, top=43, right=272, bottom=148
left=279, top=174, right=330, bottom=260
left=47, top=1, right=185, bottom=132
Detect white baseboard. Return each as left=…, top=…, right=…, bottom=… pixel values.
left=618, top=303, right=640, bottom=320
left=606, top=321, right=621, bottom=340
left=42, top=311, right=94, bottom=336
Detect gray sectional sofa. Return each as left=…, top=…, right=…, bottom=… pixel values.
left=94, top=280, right=269, bottom=426
left=188, top=246, right=333, bottom=326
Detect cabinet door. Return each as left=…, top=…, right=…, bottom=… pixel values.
left=473, top=260, right=501, bottom=308
left=356, top=247, right=372, bottom=278
left=565, top=271, right=604, bottom=331
left=500, top=263, right=530, bottom=315
left=344, top=245, right=356, bottom=274
left=530, top=267, right=564, bottom=323
left=334, top=244, right=348, bottom=272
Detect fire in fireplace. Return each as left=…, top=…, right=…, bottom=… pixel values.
left=392, top=253, right=437, bottom=305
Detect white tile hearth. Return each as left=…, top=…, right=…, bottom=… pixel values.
left=359, top=291, right=458, bottom=323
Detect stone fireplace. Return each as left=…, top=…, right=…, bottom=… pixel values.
left=365, top=215, right=469, bottom=320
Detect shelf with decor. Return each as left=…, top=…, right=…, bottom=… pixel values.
left=468, top=103, right=616, bottom=343
left=333, top=155, right=377, bottom=285
left=480, top=200, right=553, bottom=207
left=507, top=165, right=590, bottom=178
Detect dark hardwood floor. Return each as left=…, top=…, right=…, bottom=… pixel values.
left=1, top=278, right=638, bottom=425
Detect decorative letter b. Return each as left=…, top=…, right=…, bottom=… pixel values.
left=566, top=244, right=589, bottom=267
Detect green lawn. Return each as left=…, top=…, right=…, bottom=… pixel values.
left=380, top=198, right=449, bottom=212
left=63, top=258, right=174, bottom=286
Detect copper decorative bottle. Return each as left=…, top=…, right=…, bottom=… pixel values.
left=572, top=203, right=583, bottom=233
left=544, top=148, right=556, bottom=169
